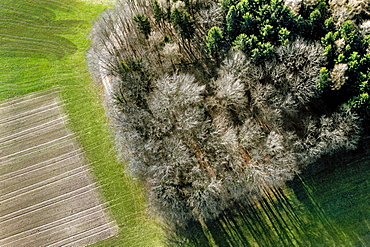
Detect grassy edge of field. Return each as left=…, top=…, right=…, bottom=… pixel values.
left=62, top=71, right=165, bottom=247
left=0, top=0, right=164, bottom=246
left=61, top=43, right=165, bottom=247
left=52, top=2, right=166, bottom=246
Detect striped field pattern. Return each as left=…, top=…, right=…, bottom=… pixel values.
left=0, top=88, right=117, bottom=246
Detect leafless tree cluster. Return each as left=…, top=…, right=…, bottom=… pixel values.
left=87, top=0, right=222, bottom=91
left=207, top=41, right=360, bottom=193
left=328, top=0, right=370, bottom=26
left=286, top=0, right=370, bottom=28
left=88, top=1, right=361, bottom=227
left=106, top=41, right=360, bottom=226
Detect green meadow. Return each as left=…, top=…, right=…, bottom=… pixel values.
left=0, top=0, right=164, bottom=246
left=1, top=0, right=369, bottom=246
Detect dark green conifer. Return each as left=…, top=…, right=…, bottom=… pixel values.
left=133, top=14, right=151, bottom=39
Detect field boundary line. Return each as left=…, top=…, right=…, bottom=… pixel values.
left=0, top=87, right=58, bottom=107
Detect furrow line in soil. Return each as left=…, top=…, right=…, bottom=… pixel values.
left=0, top=87, right=58, bottom=108
left=47, top=222, right=117, bottom=247
left=0, top=107, right=63, bottom=136
left=0, top=183, right=97, bottom=222
left=0, top=116, right=66, bottom=143
left=0, top=190, right=104, bottom=239
left=0, top=164, right=90, bottom=203
left=0, top=134, right=74, bottom=161
left=0, top=203, right=110, bottom=245
left=0, top=149, right=83, bottom=181
left=0, top=123, right=69, bottom=156
left=0, top=140, right=79, bottom=172
left=0, top=154, right=86, bottom=195
left=0, top=102, right=59, bottom=124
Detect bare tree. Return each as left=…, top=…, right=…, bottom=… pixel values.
left=328, top=0, right=370, bottom=26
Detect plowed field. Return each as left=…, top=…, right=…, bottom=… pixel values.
left=0, top=88, right=117, bottom=246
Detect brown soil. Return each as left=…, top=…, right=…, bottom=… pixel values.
left=0, top=89, right=117, bottom=246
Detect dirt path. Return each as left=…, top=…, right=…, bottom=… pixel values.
left=0, top=89, right=117, bottom=246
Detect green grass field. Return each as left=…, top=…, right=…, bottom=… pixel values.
left=0, top=0, right=164, bottom=246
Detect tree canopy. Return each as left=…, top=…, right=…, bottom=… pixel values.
left=88, top=0, right=368, bottom=227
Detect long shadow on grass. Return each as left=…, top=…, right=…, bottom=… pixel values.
left=167, top=137, right=370, bottom=246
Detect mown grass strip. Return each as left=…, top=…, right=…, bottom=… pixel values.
left=0, top=0, right=164, bottom=246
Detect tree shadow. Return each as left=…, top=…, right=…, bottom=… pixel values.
left=165, top=220, right=212, bottom=247
left=167, top=137, right=370, bottom=246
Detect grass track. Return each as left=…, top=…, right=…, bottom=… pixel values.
left=0, top=0, right=164, bottom=246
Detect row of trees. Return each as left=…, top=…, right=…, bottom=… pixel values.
left=88, top=0, right=365, bottom=227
